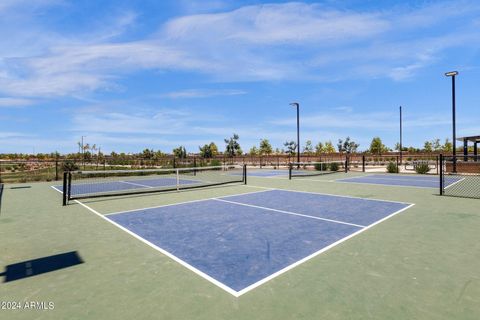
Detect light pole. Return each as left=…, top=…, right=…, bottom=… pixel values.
left=290, top=102, right=300, bottom=164
left=81, top=136, right=86, bottom=169
left=445, top=71, right=458, bottom=172
left=399, top=106, right=402, bottom=164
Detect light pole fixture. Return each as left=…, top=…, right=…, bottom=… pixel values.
left=445, top=71, right=458, bottom=172
left=290, top=102, right=300, bottom=164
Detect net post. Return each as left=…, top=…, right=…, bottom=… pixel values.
left=344, top=156, right=348, bottom=173
left=176, top=169, right=180, bottom=191
left=62, top=171, right=68, bottom=206
left=67, top=172, right=72, bottom=202
left=243, top=164, right=247, bottom=184
left=362, top=155, right=365, bottom=172
left=193, top=156, right=197, bottom=176
left=396, top=155, right=399, bottom=173
left=288, top=163, right=292, bottom=180
left=439, top=154, right=444, bottom=195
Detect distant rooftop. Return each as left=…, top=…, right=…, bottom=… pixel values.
left=457, top=135, right=480, bottom=142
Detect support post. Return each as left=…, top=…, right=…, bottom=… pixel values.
left=439, top=154, right=444, bottom=195
left=62, top=171, right=68, bottom=206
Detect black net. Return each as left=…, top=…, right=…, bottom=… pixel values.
left=289, top=161, right=346, bottom=179
left=64, top=165, right=246, bottom=202
left=441, top=155, right=480, bottom=199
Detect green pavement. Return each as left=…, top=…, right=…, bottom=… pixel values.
left=0, top=172, right=479, bottom=319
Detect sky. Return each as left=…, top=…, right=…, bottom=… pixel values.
left=0, top=0, right=479, bottom=154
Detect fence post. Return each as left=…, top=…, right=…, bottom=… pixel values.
left=439, top=154, right=444, bottom=195
left=362, top=155, right=366, bottom=172
left=396, top=155, right=400, bottom=173
left=243, top=164, right=247, bottom=185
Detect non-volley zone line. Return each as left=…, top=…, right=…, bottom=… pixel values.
left=75, top=189, right=414, bottom=297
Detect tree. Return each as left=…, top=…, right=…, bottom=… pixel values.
left=224, top=134, right=242, bottom=157
left=199, top=142, right=218, bottom=158
left=173, top=146, right=187, bottom=158
left=338, top=137, right=359, bottom=153
left=259, top=139, right=273, bottom=155
left=443, top=138, right=453, bottom=153
left=153, top=150, right=166, bottom=159
left=315, top=142, right=324, bottom=155
left=432, top=138, right=442, bottom=152
left=369, top=137, right=388, bottom=155
left=303, top=140, right=314, bottom=155
left=249, top=146, right=258, bottom=155
left=283, top=141, right=297, bottom=156
left=142, top=148, right=154, bottom=159
left=423, top=141, right=433, bottom=153
left=324, top=141, right=335, bottom=153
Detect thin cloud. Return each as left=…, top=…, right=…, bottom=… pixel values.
left=1, top=1, right=480, bottom=97
left=0, top=97, right=36, bottom=107
left=161, top=89, right=246, bottom=99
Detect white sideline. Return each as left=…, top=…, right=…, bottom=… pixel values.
left=72, top=187, right=415, bottom=297
left=74, top=199, right=241, bottom=297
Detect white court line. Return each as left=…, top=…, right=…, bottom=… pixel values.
left=119, top=180, right=154, bottom=188
left=265, top=176, right=337, bottom=183
left=50, top=185, right=63, bottom=194
left=444, top=177, right=466, bottom=189
left=245, top=185, right=411, bottom=205
left=74, top=200, right=240, bottom=297
left=74, top=191, right=414, bottom=297
left=104, top=188, right=274, bottom=216
left=234, top=202, right=415, bottom=296
left=213, top=198, right=366, bottom=228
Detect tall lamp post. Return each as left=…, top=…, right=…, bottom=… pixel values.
left=399, top=106, right=402, bottom=164
left=81, top=135, right=86, bottom=169
left=445, top=71, right=458, bottom=172
left=290, top=102, right=300, bottom=164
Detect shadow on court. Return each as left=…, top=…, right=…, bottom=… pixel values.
left=0, top=251, right=84, bottom=283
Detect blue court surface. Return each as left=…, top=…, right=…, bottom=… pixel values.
left=336, top=174, right=461, bottom=188
left=53, top=177, right=200, bottom=196
left=246, top=170, right=289, bottom=177
left=105, top=189, right=412, bottom=295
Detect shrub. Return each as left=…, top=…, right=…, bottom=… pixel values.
left=314, top=163, right=328, bottom=171
left=415, top=163, right=430, bottom=174
left=386, top=161, right=399, bottom=173
left=329, top=162, right=339, bottom=172
left=62, top=160, right=79, bottom=172
left=210, top=159, right=222, bottom=167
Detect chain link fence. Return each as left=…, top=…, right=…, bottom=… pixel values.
left=440, top=155, right=480, bottom=199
